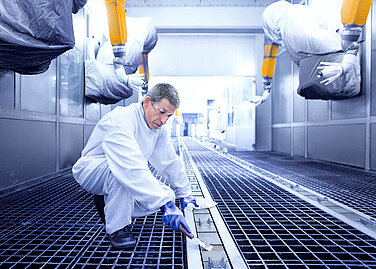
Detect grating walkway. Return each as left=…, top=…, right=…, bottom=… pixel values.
left=185, top=139, right=376, bottom=268
left=0, top=172, right=185, bottom=268
left=210, top=139, right=376, bottom=219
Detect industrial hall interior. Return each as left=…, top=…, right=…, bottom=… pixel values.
left=1, top=0, right=376, bottom=268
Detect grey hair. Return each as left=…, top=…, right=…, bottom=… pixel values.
left=147, top=83, right=180, bottom=108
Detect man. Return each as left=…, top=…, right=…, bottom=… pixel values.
left=72, top=83, right=197, bottom=249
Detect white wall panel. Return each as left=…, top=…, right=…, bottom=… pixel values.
left=307, top=100, right=328, bottom=122
left=0, top=70, right=14, bottom=108
left=59, top=47, right=84, bottom=118
left=149, top=76, right=227, bottom=113
left=84, top=125, right=96, bottom=146
left=371, top=3, right=376, bottom=117
left=272, top=53, right=293, bottom=124
left=127, top=7, right=264, bottom=28
left=293, top=63, right=305, bottom=122
left=150, top=34, right=255, bottom=76
left=272, top=127, right=291, bottom=154
left=59, top=123, right=84, bottom=169
left=227, top=127, right=236, bottom=146
left=371, top=123, right=376, bottom=170
left=332, top=94, right=366, bottom=120
left=308, top=124, right=366, bottom=168
left=293, top=127, right=305, bottom=157
left=0, top=119, right=56, bottom=190
left=127, top=0, right=276, bottom=8
left=21, top=60, right=57, bottom=114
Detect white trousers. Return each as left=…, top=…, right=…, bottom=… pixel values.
left=73, top=157, right=172, bottom=235
left=103, top=173, right=160, bottom=234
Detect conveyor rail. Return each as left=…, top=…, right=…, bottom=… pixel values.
left=185, top=139, right=376, bottom=268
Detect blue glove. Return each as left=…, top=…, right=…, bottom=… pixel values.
left=180, top=196, right=199, bottom=211
left=161, top=201, right=191, bottom=233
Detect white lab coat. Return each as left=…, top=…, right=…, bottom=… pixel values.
left=263, top=0, right=342, bottom=63
left=72, top=102, right=191, bottom=234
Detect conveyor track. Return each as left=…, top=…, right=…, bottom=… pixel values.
left=185, top=139, right=376, bottom=268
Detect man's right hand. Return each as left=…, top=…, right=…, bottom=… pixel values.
left=161, top=201, right=191, bottom=233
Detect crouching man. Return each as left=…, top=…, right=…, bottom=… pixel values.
left=72, top=83, right=197, bottom=248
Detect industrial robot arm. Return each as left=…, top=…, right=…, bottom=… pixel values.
left=251, top=42, right=278, bottom=106
left=138, top=53, right=150, bottom=94
left=104, top=0, right=144, bottom=93
left=317, top=0, right=372, bottom=84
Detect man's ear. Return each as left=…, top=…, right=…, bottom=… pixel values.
left=144, top=96, right=151, bottom=105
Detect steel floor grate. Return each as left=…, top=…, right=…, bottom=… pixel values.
left=0, top=171, right=185, bottom=268
left=185, top=140, right=376, bottom=268
left=209, top=139, right=376, bottom=219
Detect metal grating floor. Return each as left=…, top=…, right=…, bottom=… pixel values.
left=210, top=139, right=376, bottom=219
left=185, top=139, right=376, bottom=268
left=0, top=171, right=185, bottom=268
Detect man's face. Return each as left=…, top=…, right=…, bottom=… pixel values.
left=144, top=97, right=176, bottom=130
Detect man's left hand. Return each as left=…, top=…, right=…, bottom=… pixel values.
left=161, top=201, right=191, bottom=233
left=180, top=196, right=199, bottom=211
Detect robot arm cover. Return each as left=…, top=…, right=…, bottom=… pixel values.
left=104, top=0, right=127, bottom=57
left=138, top=53, right=149, bottom=94
left=251, top=43, right=278, bottom=105
left=262, top=43, right=278, bottom=100
left=342, top=0, right=372, bottom=26
left=139, top=54, right=149, bottom=82
left=317, top=0, right=371, bottom=86
left=341, top=0, right=372, bottom=54
left=262, top=43, right=278, bottom=79
left=104, top=0, right=144, bottom=93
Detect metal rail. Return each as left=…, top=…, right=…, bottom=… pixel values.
left=185, top=138, right=376, bottom=268
left=180, top=142, right=248, bottom=269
